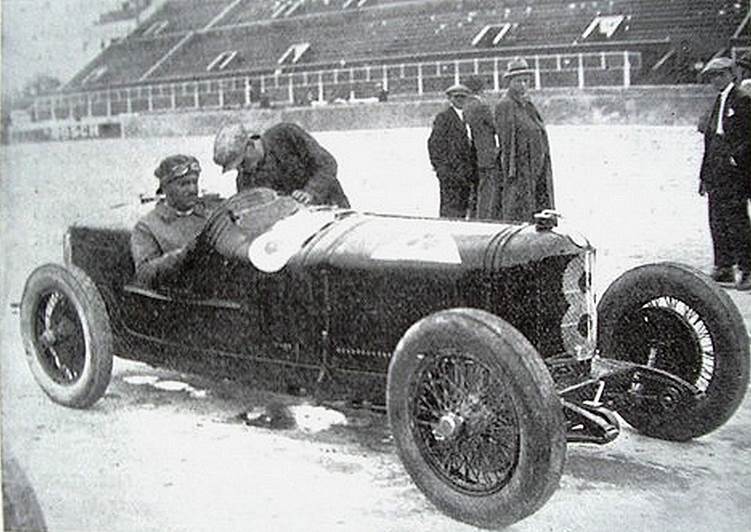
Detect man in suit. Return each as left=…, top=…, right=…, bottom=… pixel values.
left=735, top=51, right=751, bottom=96
left=699, top=57, right=751, bottom=290
left=428, top=83, right=477, bottom=218
left=464, top=75, right=500, bottom=219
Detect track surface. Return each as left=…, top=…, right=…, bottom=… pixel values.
left=2, top=126, right=750, bottom=531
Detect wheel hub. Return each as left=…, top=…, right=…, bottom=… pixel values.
left=40, top=328, right=57, bottom=347
left=433, top=413, right=463, bottom=441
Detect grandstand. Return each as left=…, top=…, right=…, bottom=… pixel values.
left=29, top=0, right=750, bottom=122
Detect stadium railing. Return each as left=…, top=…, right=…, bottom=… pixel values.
left=30, top=50, right=640, bottom=122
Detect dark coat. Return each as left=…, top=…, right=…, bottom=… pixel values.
left=494, top=94, right=555, bottom=222
left=464, top=94, right=498, bottom=169
left=465, top=93, right=501, bottom=219
left=427, top=107, right=477, bottom=217
left=237, top=123, right=350, bottom=208
left=700, top=85, right=751, bottom=199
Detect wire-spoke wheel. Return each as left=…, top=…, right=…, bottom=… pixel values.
left=598, top=262, right=749, bottom=441
left=388, top=309, right=565, bottom=529
left=20, top=264, right=113, bottom=408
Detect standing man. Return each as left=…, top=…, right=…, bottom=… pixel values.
left=464, top=75, right=500, bottom=219
left=428, top=83, right=477, bottom=218
left=698, top=57, right=751, bottom=290
left=494, top=58, right=555, bottom=222
left=213, top=122, right=350, bottom=208
left=735, top=51, right=751, bottom=95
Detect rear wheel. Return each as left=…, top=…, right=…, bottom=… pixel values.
left=597, top=262, right=749, bottom=441
left=387, top=309, right=565, bottom=529
left=20, top=264, right=113, bottom=408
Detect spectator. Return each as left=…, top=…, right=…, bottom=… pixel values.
left=376, top=83, right=389, bottom=102
left=494, top=58, right=555, bottom=222
left=427, top=83, right=477, bottom=218
left=130, top=155, right=221, bottom=287
left=735, top=51, right=751, bottom=95
left=698, top=57, right=751, bottom=290
left=213, top=122, right=350, bottom=207
left=464, top=75, right=500, bottom=219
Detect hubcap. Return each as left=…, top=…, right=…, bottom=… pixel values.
left=410, top=351, right=520, bottom=495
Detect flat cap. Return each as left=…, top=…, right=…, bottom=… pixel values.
left=445, top=83, right=471, bottom=96
left=213, top=123, right=252, bottom=173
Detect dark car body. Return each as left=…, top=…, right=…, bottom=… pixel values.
left=23, top=195, right=747, bottom=529
left=67, top=202, right=594, bottom=401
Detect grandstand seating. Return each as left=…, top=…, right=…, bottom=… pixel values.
left=62, top=0, right=749, bottom=92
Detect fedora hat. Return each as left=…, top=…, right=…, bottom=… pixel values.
left=503, top=57, right=535, bottom=79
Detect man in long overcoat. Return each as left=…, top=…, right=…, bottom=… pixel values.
left=494, top=58, right=555, bottom=222
left=464, top=75, right=500, bottom=219
left=699, top=57, right=751, bottom=290
left=428, top=83, right=477, bottom=218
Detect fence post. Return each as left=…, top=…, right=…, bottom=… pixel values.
left=88, top=94, right=93, bottom=117
left=288, top=75, right=294, bottom=104
left=148, top=86, right=153, bottom=112
left=493, top=57, right=499, bottom=92
left=382, top=67, right=388, bottom=91
left=577, top=53, right=585, bottom=89
left=107, top=92, right=113, bottom=116
left=623, top=51, right=631, bottom=88
left=126, top=88, right=132, bottom=114
left=454, top=60, right=460, bottom=84
left=193, top=83, right=199, bottom=108
left=171, top=85, right=177, bottom=110
left=219, top=81, right=225, bottom=108
left=534, top=55, right=541, bottom=89
left=473, top=58, right=479, bottom=74
left=418, top=63, right=424, bottom=96
left=244, top=76, right=251, bottom=106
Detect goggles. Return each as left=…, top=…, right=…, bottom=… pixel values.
left=170, top=160, right=201, bottom=178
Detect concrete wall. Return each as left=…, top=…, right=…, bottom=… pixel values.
left=119, top=85, right=716, bottom=139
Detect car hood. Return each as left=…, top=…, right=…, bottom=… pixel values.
left=290, top=212, right=591, bottom=273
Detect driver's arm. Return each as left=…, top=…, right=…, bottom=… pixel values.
left=130, top=222, right=193, bottom=287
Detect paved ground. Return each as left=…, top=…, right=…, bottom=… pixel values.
left=2, top=126, right=750, bottom=531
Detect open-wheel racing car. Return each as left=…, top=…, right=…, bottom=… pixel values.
left=20, top=194, right=750, bottom=529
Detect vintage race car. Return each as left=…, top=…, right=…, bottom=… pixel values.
left=19, top=195, right=750, bottom=529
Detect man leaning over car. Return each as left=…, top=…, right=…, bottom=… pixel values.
left=213, top=122, right=350, bottom=208
left=130, top=154, right=221, bottom=287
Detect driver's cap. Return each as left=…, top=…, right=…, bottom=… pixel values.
left=213, top=123, right=253, bottom=173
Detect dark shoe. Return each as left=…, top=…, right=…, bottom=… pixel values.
left=710, top=266, right=734, bottom=283
left=736, top=271, right=751, bottom=291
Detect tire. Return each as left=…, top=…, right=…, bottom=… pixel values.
left=20, top=263, right=113, bottom=408
left=387, top=308, right=565, bottom=529
left=597, top=262, right=749, bottom=441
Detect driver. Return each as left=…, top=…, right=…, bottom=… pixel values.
left=130, top=154, right=221, bottom=287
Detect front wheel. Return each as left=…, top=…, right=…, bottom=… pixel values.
left=20, top=264, right=113, bottom=408
left=597, top=262, right=749, bottom=441
left=387, top=309, right=565, bottom=529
